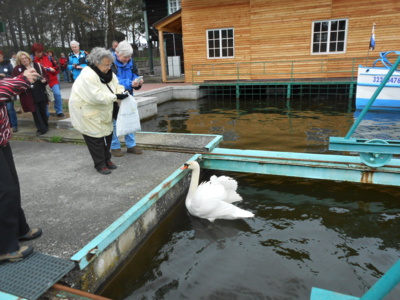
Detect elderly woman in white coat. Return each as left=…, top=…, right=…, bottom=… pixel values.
left=69, top=47, right=128, bottom=175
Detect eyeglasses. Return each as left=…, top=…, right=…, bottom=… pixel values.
left=101, top=63, right=113, bottom=68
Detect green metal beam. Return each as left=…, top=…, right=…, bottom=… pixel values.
left=201, top=148, right=400, bottom=186
left=329, top=137, right=400, bottom=154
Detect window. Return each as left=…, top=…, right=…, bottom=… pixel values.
left=312, top=19, right=348, bottom=54
left=207, top=28, right=235, bottom=59
left=168, top=0, right=181, bottom=14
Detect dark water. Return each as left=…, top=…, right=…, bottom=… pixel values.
left=101, top=97, right=400, bottom=299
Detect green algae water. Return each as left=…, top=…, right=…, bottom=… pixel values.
left=101, top=97, right=400, bottom=299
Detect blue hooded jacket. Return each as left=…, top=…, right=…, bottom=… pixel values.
left=68, top=50, right=88, bottom=80
left=112, top=52, right=139, bottom=95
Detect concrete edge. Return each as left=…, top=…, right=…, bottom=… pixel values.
left=64, top=153, right=202, bottom=292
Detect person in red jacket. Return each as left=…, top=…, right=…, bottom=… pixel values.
left=58, top=52, right=71, bottom=83
left=31, top=43, right=64, bottom=117
left=0, top=69, right=43, bottom=264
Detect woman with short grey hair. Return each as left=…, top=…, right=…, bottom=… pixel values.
left=109, top=40, right=144, bottom=157
left=70, top=40, right=79, bottom=47
left=69, top=47, right=128, bottom=175
left=87, top=47, right=115, bottom=67
left=115, top=41, right=133, bottom=57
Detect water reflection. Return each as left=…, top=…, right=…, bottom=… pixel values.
left=353, top=109, right=400, bottom=140
left=101, top=173, right=400, bottom=300
left=101, top=97, right=400, bottom=300
left=142, top=97, right=355, bottom=153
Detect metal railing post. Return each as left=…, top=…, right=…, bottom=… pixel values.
left=290, top=61, right=294, bottom=81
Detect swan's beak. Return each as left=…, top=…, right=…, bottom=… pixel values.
left=180, top=163, right=189, bottom=170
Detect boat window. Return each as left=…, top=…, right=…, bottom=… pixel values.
left=311, top=19, right=348, bottom=55
left=206, top=28, right=235, bottom=59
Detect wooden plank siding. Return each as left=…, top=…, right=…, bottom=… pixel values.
left=182, top=0, right=400, bottom=83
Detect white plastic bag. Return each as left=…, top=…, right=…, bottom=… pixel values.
left=116, top=95, right=141, bottom=136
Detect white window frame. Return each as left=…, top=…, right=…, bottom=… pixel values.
left=206, top=28, right=235, bottom=59
left=168, top=0, right=181, bottom=15
left=311, top=19, right=348, bottom=55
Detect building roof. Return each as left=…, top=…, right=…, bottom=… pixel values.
left=153, top=9, right=182, bottom=34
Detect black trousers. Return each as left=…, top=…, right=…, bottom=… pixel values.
left=0, top=143, right=30, bottom=254
left=82, top=133, right=113, bottom=170
left=32, top=102, right=49, bottom=134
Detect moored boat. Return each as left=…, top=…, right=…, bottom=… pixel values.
left=356, top=51, right=400, bottom=109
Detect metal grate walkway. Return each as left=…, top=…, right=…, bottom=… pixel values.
left=0, top=252, right=75, bottom=300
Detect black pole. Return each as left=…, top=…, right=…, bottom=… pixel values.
left=142, top=1, right=154, bottom=75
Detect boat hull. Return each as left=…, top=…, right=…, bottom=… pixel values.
left=356, top=66, right=400, bottom=109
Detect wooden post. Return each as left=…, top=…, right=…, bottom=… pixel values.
left=158, top=29, right=167, bottom=83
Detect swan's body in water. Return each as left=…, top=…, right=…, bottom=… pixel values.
left=181, top=161, right=254, bottom=222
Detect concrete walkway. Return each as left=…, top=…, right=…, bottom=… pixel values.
left=9, top=80, right=212, bottom=259
left=12, top=138, right=194, bottom=259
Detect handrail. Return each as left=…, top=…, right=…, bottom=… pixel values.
left=191, top=56, right=378, bottom=84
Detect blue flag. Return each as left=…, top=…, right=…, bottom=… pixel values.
left=369, top=33, right=375, bottom=51
left=369, top=24, right=376, bottom=51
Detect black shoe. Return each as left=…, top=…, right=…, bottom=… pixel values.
left=12, top=127, right=18, bottom=133
left=57, top=113, right=65, bottom=118
left=36, top=130, right=47, bottom=136
left=97, top=167, right=111, bottom=175
left=20, top=228, right=42, bottom=241
left=106, top=161, right=118, bottom=169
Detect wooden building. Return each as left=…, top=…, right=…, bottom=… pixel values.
left=153, top=0, right=400, bottom=83
left=144, top=0, right=184, bottom=77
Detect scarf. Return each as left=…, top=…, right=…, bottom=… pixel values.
left=89, top=65, right=113, bottom=84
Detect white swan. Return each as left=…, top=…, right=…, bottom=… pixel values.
left=181, top=161, right=255, bottom=222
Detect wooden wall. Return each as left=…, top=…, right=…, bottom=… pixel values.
left=182, top=0, right=400, bottom=83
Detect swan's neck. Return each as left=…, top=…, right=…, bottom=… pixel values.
left=186, top=165, right=200, bottom=206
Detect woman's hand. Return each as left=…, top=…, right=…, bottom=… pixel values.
left=0, top=73, right=6, bottom=78
left=23, top=69, right=40, bottom=83
left=132, top=79, right=144, bottom=88
left=116, top=93, right=129, bottom=100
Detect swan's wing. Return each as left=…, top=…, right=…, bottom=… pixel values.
left=189, top=181, right=227, bottom=217
left=204, top=200, right=254, bottom=222
left=210, top=175, right=242, bottom=203
left=189, top=180, right=253, bottom=222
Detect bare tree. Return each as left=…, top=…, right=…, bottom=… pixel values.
left=0, top=0, right=144, bottom=55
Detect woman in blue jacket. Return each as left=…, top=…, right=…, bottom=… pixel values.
left=67, top=40, right=88, bottom=81
left=110, top=41, right=144, bottom=157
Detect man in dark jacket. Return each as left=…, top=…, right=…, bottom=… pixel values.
left=0, top=69, right=43, bottom=264
left=0, top=50, right=18, bottom=132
